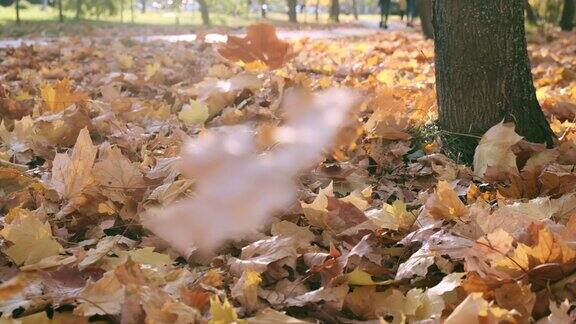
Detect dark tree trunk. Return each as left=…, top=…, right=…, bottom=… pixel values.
left=131, top=0, right=135, bottom=23
left=524, top=0, right=538, bottom=25
left=330, top=0, right=340, bottom=22
left=198, top=0, right=210, bottom=25
left=15, top=0, right=20, bottom=24
left=420, top=0, right=434, bottom=39
left=433, top=0, right=554, bottom=161
left=352, top=0, right=359, bottom=20
left=315, top=0, right=320, bottom=22
left=58, top=0, right=63, bottom=22
left=141, top=0, right=146, bottom=13
left=287, top=0, right=297, bottom=23
left=561, top=0, right=575, bottom=31
left=260, top=0, right=267, bottom=18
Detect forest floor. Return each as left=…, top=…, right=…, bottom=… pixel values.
left=0, top=22, right=575, bottom=323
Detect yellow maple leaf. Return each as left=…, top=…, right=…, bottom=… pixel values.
left=178, top=100, right=210, bottom=125
left=209, top=296, right=244, bottom=324
left=0, top=213, right=63, bottom=265
left=40, top=78, right=88, bottom=113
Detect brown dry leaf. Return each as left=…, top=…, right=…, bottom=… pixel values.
left=74, top=272, right=125, bottom=316
left=51, top=127, right=97, bottom=201
left=218, top=23, right=293, bottom=69
left=444, top=293, right=518, bottom=324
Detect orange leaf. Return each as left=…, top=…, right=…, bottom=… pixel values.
left=218, top=23, right=293, bottom=69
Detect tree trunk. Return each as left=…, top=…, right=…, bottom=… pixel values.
left=524, top=0, right=538, bottom=25
left=330, top=0, right=340, bottom=22
left=315, top=0, right=320, bottom=22
left=15, top=0, right=20, bottom=24
left=75, top=0, right=82, bottom=19
left=260, top=0, right=267, bottom=18
left=420, top=0, right=434, bottom=39
left=41, top=0, right=47, bottom=11
left=197, top=0, right=210, bottom=25
left=433, top=0, right=553, bottom=162
left=352, top=0, right=359, bottom=20
left=58, top=0, right=63, bottom=22
left=287, top=0, right=297, bottom=23
left=120, top=0, right=124, bottom=22
left=131, top=0, right=135, bottom=23
left=561, top=0, right=575, bottom=31
left=141, top=0, right=146, bottom=13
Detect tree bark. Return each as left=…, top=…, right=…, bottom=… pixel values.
left=330, top=0, right=340, bottom=22
left=141, top=0, right=146, bottom=13
left=58, top=0, right=63, bottom=22
left=15, top=0, right=20, bottom=24
left=561, top=0, right=575, bottom=31
left=315, top=0, right=320, bottom=22
left=352, top=0, right=359, bottom=20
left=524, top=0, right=538, bottom=25
left=420, top=0, right=434, bottom=39
left=433, top=0, right=553, bottom=161
left=287, top=0, right=297, bottom=23
left=198, top=0, right=210, bottom=26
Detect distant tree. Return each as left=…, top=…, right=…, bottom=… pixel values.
left=287, top=0, right=297, bottom=23
left=15, top=0, right=20, bottom=24
left=131, top=0, right=134, bottom=23
left=330, top=0, right=339, bottom=22
left=524, top=0, right=538, bottom=24
left=140, top=0, right=145, bottom=13
left=260, top=0, right=267, bottom=18
left=433, top=0, right=553, bottom=161
left=352, top=0, right=358, bottom=20
left=420, top=0, right=433, bottom=39
left=198, top=0, right=210, bottom=25
left=58, top=0, right=63, bottom=22
left=561, top=0, right=575, bottom=30
left=315, top=0, right=320, bottom=21
left=75, top=0, right=82, bottom=19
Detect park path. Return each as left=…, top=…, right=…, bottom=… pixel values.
left=0, top=20, right=406, bottom=48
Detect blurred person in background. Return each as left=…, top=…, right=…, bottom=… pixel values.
left=379, top=0, right=391, bottom=29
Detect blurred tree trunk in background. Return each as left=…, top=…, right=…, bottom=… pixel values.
left=120, top=0, right=124, bottom=22
left=433, top=0, right=553, bottom=162
left=58, top=0, right=63, bottom=22
left=315, top=0, right=320, bottom=21
left=287, top=0, right=298, bottom=23
left=131, top=0, right=135, bottom=23
left=41, top=0, right=47, bottom=11
left=75, top=0, right=82, bottom=19
left=420, top=0, right=433, bottom=39
left=524, top=0, right=538, bottom=24
left=330, top=0, right=340, bottom=22
left=15, top=0, right=20, bottom=24
left=352, top=0, right=359, bottom=20
left=561, top=0, right=575, bottom=30
left=141, top=0, right=146, bottom=13
left=260, top=0, right=267, bottom=18
left=197, top=0, right=210, bottom=25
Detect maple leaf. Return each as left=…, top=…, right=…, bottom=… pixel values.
left=127, top=247, right=171, bottom=267
left=144, top=89, right=358, bottom=255
left=231, top=269, right=262, bottom=312
left=473, top=121, right=523, bottom=179
left=444, top=293, right=518, bottom=324
left=0, top=212, right=64, bottom=265
left=178, top=99, right=209, bottom=125
left=74, top=272, right=125, bottom=316
left=209, top=296, right=243, bottom=324
left=424, top=180, right=467, bottom=220
left=93, top=145, right=145, bottom=198
left=40, top=78, right=88, bottom=113
left=51, top=127, right=97, bottom=200
left=218, top=23, right=293, bottom=69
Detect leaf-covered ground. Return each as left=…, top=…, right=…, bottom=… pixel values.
left=0, top=25, right=576, bottom=323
